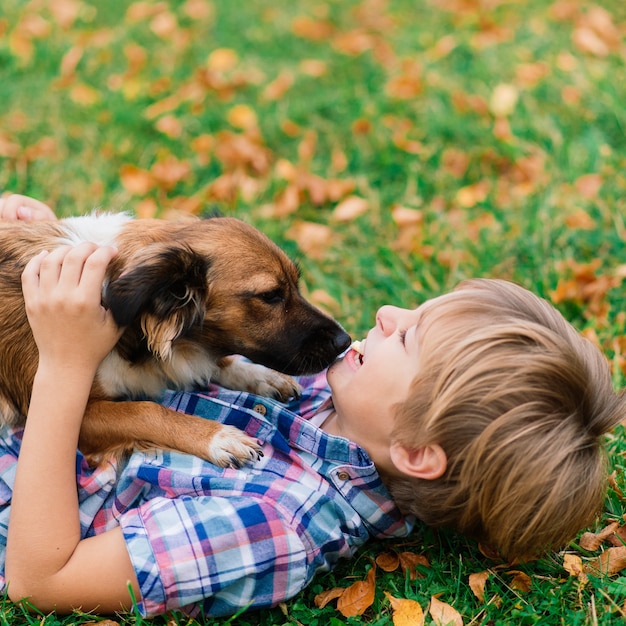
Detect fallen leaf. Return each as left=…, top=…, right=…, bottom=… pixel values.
left=489, top=83, right=518, bottom=117
left=155, top=114, right=183, bottom=138
left=285, top=221, right=334, bottom=260
left=69, top=83, right=101, bottom=105
left=292, top=15, right=334, bottom=41
left=151, top=156, right=191, bottom=190
left=314, top=586, right=346, bottom=609
left=299, top=58, right=328, bottom=76
left=587, top=546, right=626, bottom=576
left=565, top=209, right=595, bottom=230
left=227, top=104, right=258, bottom=129
left=579, top=521, right=620, bottom=551
left=207, top=48, right=238, bottom=71
left=563, top=553, right=589, bottom=584
left=391, top=206, right=423, bottom=226
left=385, top=592, right=425, bottom=626
left=398, top=552, right=430, bottom=580
left=468, top=571, right=489, bottom=602
left=337, top=565, right=376, bottom=617
left=574, top=173, right=603, bottom=199
left=508, top=570, right=532, bottom=593
left=332, top=195, right=368, bottom=222
left=428, top=595, right=464, bottom=626
left=376, top=551, right=400, bottom=572
left=120, top=164, right=155, bottom=195
left=262, top=70, right=293, bottom=101
left=456, top=180, right=490, bottom=208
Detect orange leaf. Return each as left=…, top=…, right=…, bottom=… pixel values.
left=69, top=83, right=101, bottom=106
left=398, top=552, right=430, bottom=580
left=155, top=114, right=183, bottom=138
left=292, top=16, right=334, bottom=41
left=507, top=570, right=532, bottom=593
left=587, top=546, right=626, bottom=576
left=227, top=104, right=257, bottom=129
left=314, top=586, right=346, bottom=609
left=574, top=173, right=603, bottom=199
left=392, top=206, right=423, bottom=226
left=384, top=592, right=424, bottom=626
left=299, top=59, right=328, bottom=77
left=262, top=71, right=293, bottom=101
left=120, top=164, right=155, bottom=195
left=336, top=565, right=376, bottom=617
left=563, top=553, right=589, bottom=584
left=428, top=596, right=464, bottom=626
left=489, top=83, right=518, bottom=117
left=332, top=195, right=368, bottom=222
left=468, top=571, right=489, bottom=602
left=565, top=209, right=595, bottom=230
left=285, top=221, right=334, bottom=260
left=207, top=48, right=238, bottom=72
left=456, top=180, right=490, bottom=208
left=579, top=521, right=620, bottom=551
left=376, top=551, right=400, bottom=572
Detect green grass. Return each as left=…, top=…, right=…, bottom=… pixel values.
left=1, top=0, right=626, bottom=623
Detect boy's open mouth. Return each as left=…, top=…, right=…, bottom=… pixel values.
left=351, top=340, right=365, bottom=365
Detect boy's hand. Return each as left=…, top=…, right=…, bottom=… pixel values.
left=21, top=243, right=123, bottom=375
left=0, top=193, right=57, bottom=221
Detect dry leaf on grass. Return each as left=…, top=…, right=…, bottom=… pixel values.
left=579, top=521, right=620, bottom=551
left=507, top=570, right=532, bottom=593
left=314, top=586, right=346, bottom=609
left=376, top=550, right=400, bottom=572
left=336, top=564, right=377, bottom=617
left=586, top=546, right=626, bottom=576
left=314, top=564, right=377, bottom=617
left=398, top=551, right=430, bottom=579
left=384, top=592, right=424, bottom=626
left=468, top=570, right=490, bottom=602
left=332, top=195, right=369, bottom=222
left=563, top=553, right=589, bottom=584
left=428, top=595, right=464, bottom=626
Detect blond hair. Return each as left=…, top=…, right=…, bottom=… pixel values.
left=388, top=279, right=625, bottom=560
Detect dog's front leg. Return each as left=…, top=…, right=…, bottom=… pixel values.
left=214, top=356, right=302, bottom=401
left=79, top=399, right=263, bottom=467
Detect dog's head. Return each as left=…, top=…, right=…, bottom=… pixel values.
left=104, top=217, right=351, bottom=374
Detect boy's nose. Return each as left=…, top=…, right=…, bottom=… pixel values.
left=376, top=305, right=402, bottom=335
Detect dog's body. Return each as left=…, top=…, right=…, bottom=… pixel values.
left=0, top=213, right=350, bottom=465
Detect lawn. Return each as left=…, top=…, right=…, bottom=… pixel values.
left=1, top=0, right=626, bottom=623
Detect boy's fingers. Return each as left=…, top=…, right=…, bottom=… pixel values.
left=21, top=250, right=49, bottom=292
left=0, top=194, right=56, bottom=221
left=76, top=245, right=118, bottom=298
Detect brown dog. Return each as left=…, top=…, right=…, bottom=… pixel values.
left=0, top=213, right=350, bottom=466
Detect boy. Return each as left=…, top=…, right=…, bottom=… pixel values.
left=0, top=194, right=623, bottom=618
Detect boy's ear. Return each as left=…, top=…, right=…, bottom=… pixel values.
left=389, top=443, right=447, bottom=480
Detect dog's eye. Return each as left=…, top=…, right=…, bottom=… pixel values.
left=258, top=289, right=284, bottom=305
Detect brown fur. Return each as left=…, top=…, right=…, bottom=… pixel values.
left=0, top=214, right=350, bottom=466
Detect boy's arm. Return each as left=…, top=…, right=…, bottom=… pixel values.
left=0, top=193, right=57, bottom=221
left=5, top=242, right=140, bottom=613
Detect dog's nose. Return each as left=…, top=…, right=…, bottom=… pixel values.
left=333, top=330, right=352, bottom=354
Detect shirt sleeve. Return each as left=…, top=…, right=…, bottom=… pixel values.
left=120, top=494, right=309, bottom=617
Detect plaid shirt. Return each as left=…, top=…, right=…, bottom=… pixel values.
left=0, top=371, right=413, bottom=617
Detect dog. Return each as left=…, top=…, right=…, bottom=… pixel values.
left=0, top=213, right=351, bottom=466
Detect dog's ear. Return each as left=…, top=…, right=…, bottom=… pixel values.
left=104, top=243, right=209, bottom=360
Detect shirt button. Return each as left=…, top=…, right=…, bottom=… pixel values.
left=253, top=404, right=267, bottom=416
left=337, top=471, right=350, bottom=481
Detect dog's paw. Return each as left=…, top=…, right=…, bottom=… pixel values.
left=254, top=371, right=302, bottom=402
left=215, top=358, right=302, bottom=402
left=207, top=425, right=264, bottom=468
